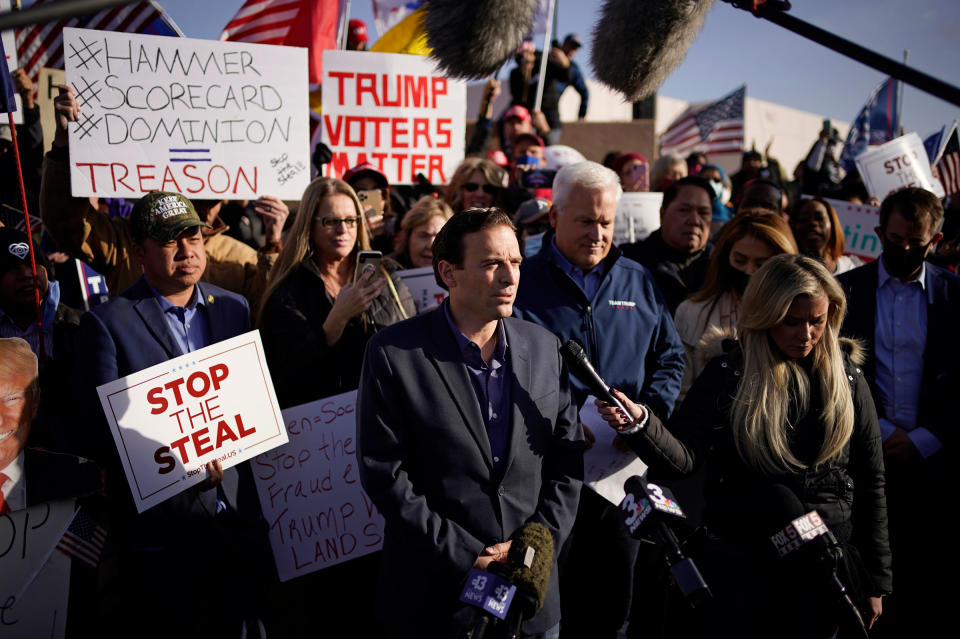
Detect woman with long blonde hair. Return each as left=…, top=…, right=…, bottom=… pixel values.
left=595, top=254, right=890, bottom=637
left=258, top=177, right=415, bottom=409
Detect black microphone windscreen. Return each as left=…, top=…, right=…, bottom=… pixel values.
left=559, top=339, right=586, bottom=366
left=591, top=0, right=714, bottom=101
left=505, top=522, right=554, bottom=617
left=425, top=0, right=540, bottom=79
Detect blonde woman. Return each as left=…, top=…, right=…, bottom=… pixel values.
left=389, top=196, right=453, bottom=269
left=596, top=254, right=890, bottom=637
left=443, top=157, right=505, bottom=213
left=258, top=177, right=415, bottom=409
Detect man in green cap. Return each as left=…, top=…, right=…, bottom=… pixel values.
left=71, top=191, right=271, bottom=635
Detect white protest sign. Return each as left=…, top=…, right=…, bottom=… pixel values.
left=321, top=50, right=466, bottom=185
left=614, top=192, right=662, bottom=246
left=580, top=397, right=647, bottom=506
left=394, top=265, right=447, bottom=312
left=63, top=27, right=309, bottom=199
left=1, top=0, right=22, bottom=124
left=855, top=132, right=946, bottom=201
left=825, top=197, right=881, bottom=260
left=0, top=501, right=75, bottom=638
left=252, top=390, right=384, bottom=582
left=96, top=330, right=288, bottom=513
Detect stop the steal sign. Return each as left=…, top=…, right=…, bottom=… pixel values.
left=96, top=331, right=288, bottom=512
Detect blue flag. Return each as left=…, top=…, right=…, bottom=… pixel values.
left=924, top=126, right=947, bottom=165
left=0, top=36, right=18, bottom=114
left=839, top=77, right=900, bottom=171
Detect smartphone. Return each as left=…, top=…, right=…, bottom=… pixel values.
left=354, top=250, right=383, bottom=283
left=630, top=161, right=649, bottom=192
left=356, top=189, right=383, bottom=215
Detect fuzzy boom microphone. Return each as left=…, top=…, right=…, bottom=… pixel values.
left=425, top=0, right=541, bottom=79
left=591, top=0, right=714, bottom=101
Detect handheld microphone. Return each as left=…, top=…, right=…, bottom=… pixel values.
left=559, top=340, right=631, bottom=419
left=591, top=0, right=714, bottom=101
left=620, top=475, right=711, bottom=607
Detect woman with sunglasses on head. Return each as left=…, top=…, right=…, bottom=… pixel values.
left=443, top=157, right=505, bottom=213
left=258, top=177, right=415, bottom=410
left=597, top=254, right=890, bottom=638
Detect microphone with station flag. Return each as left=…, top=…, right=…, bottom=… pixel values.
left=764, top=484, right=869, bottom=638
left=620, top=475, right=711, bottom=608
left=559, top=339, right=631, bottom=418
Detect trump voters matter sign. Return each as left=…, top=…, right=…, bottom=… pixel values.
left=321, top=50, right=466, bottom=184
left=63, top=27, right=309, bottom=199
left=96, top=331, right=288, bottom=513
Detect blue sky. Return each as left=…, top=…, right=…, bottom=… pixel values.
left=145, top=0, right=959, bottom=135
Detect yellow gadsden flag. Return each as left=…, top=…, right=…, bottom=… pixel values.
left=369, top=6, right=431, bottom=55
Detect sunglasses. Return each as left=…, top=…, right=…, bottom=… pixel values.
left=314, top=215, right=361, bottom=229
left=463, top=182, right=499, bottom=195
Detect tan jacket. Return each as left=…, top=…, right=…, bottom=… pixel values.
left=40, top=151, right=276, bottom=310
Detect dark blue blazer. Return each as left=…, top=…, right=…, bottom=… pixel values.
left=837, top=260, right=960, bottom=454
left=357, top=307, right=584, bottom=636
left=74, top=277, right=254, bottom=541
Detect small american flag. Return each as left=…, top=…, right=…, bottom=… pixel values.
left=56, top=508, right=107, bottom=569
left=936, top=124, right=960, bottom=197
left=660, top=86, right=745, bottom=157
left=15, top=0, right=181, bottom=85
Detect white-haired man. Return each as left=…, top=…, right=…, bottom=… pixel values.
left=513, top=160, right=684, bottom=637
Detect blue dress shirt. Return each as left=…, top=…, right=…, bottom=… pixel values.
left=145, top=280, right=211, bottom=355
left=874, top=258, right=938, bottom=457
left=549, top=236, right=606, bottom=301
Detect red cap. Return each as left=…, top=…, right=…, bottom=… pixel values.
left=612, top=152, right=647, bottom=175
left=487, top=149, right=509, bottom=167
left=504, top=104, right=531, bottom=122
left=348, top=19, right=369, bottom=45
left=513, top=132, right=545, bottom=149
left=343, top=163, right=388, bottom=189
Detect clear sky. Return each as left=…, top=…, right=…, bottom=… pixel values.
left=143, top=0, right=960, bottom=135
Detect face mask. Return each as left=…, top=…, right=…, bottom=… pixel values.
left=710, top=180, right=724, bottom=201
left=722, top=187, right=732, bottom=204
left=882, top=240, right=929, bottom=278
left=726, top=263, right=752, bottom=295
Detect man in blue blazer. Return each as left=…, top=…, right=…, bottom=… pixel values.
left=837, top=187, right=960, bottom=637
left=73, top=192, right=269, bottom=636
left=358, top=209, right=584, bottom=638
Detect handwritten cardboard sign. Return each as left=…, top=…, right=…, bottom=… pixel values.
left=96, top=331, right=288, bottom=513
left=614, top=192, right=662, bottom=246
left=825, top=197, right=881, bottom=260
left=394, top=265, right=447, bottom=312
left=0, top=501, right=75, bottom=638
left=321, top=50, right=466, bottom=185
left=253, top=390, right=385, bottom=582
left=63, top=27, right=309, bottom=199
left=855, top=132, right=946, bottom=201
left=1, top=0, right=23, bottom=124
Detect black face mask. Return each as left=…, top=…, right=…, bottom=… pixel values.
left=726, top=264, right=751, bottom=295
left=882, top=241, right=929, bottom=279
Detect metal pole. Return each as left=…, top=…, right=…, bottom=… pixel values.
left=0, top=0, right=140, bottom=30
left=533, top=0, right=557, bottom=113
left=338, top=0, right=353, bottom=50
left=896, top=49, right=907, bottom=135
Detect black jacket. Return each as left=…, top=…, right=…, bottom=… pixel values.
left=260, top=256, right=416, bottom=408
left=620, top=230, right=713, bottom=314
left=625, top=340, right=892, bottom=596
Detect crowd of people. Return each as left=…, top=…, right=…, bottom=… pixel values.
left=1, top=36, right=958, bottom=639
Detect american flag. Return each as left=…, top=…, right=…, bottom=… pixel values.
left=936, top=124, right=960, bottom=197
left=220, top=0, right=338, bottom=84
left=660, top=86, right=745, bottom=157
left=15, top=0, right=181, bottom=85
left=56, top=508, right=107, bottom=569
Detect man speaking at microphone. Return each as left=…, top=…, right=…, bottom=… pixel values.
left=357, top=208, right=583, bottom=638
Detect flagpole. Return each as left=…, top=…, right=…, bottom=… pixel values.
left=338, top=0, right=353, bottom=50
left=6, top=112, right=45, bottom=361
left=533, top=0, right=557, bottom=113
left=896, top=50, right=907, bottom=136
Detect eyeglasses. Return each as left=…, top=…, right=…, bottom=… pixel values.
left=463, top=182, right=499, bottom=195
left=314, top=215, right=361, bottom=229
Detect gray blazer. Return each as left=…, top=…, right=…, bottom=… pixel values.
left=357, top=307, right=584, bottom=636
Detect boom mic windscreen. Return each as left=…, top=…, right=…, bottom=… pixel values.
left=505, top=522, right=554, bottom=618
left=425, top=0, right=540, bottom=79
left=591, top=0, right=714, bottom=101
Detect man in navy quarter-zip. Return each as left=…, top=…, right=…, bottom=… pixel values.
left=513, top=161, right=684, bottom=639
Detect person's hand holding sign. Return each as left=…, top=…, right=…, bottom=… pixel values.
left=53, top=84, right=81, bottom=148
left=253, top=196, right=289, bottom=247
left=197, top=459, right=224, bottom=491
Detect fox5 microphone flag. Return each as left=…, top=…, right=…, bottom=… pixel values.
left=1, top=36, right=17, bottom=114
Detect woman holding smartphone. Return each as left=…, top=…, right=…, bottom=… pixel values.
left=258, top=177, right=415, bottom=409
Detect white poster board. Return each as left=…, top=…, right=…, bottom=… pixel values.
left=63, top=27, right=309, bottom=199
left=580, top=398, right=648, bottom=506
left=253, top=390, right=385, bottom=582
left=614, top=192, right=662, bottom=246
left=394, top=265, right=447, bottom=312
left=825, top=197, right=881, bottom=260
left=855, top=132, right=946, bottom=200
left=96, top=330, right=288, bottom=513
left=321, top=50, right=466, bottom=185
left=0, top=501, right=75, bottom=638
left=1, top=0, right=23, bottom=124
